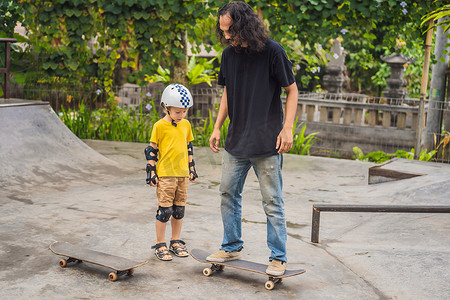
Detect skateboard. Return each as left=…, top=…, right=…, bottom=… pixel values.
left=191, top=248, right=306, bottom=290
left=49, top=241, right=148, bottom=281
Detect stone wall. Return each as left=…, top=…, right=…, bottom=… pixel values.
left=290, top=93, right=423, bottom=158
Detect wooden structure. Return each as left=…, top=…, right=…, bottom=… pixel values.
left=0, top=38, right=17, bottom=99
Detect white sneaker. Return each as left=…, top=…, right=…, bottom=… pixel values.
left=266, top=259, right=286, bottom=276
left=206, top=250, right=241, bottom=262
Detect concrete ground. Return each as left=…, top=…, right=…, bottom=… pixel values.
left=1, top=102, right=449, bottom=299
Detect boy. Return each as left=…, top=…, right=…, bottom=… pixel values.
left=145, top=83, right=198, bottom=261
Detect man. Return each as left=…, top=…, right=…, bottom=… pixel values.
left=207, top=1, right=298, bottom=276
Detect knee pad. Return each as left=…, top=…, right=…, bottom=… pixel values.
left=172, top=205, right=185, bottom=220
left=156, top=206, right=173, bottom=223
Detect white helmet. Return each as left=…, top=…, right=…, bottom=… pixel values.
left=161, top=83, right=193, bottom=108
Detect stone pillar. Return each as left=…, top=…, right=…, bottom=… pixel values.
left=323, top=40, right=346, bottom=94
left=380, top=53, right=415, bottom=104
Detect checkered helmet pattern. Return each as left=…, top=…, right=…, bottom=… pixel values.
left=161, top=83, right=193, bottom=108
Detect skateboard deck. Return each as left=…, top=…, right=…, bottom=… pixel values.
left=49, top=241, right=148, bottom=281
left=191, top=248, right=306, bottom=290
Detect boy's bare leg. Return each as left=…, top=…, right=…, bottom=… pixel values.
left=155, top=220, right=171, bottom=260
left=171, top=218, right=188, bottom=256
left=170, top=218, right=182, bottom=240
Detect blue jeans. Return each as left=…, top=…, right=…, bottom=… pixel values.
left=219, top=151, right=287, bottom=262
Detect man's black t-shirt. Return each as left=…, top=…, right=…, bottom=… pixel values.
left=218, top=38, right=296, bottom=158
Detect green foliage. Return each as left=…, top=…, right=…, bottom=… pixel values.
left=60, top=99, right=154, bottom=143
left=20, top=0, right=98, bottom=85
left=145, top=65, right=171, bottom=85
left=0, top=0, right=31, bottom=78
left=370, top=61, right=390, bottom=92
left=19, top=0, right=213, bottom=88
left=60, top=102, right=230, bottom=146
left=371, top=38, right=427, bottom=98
left=353, top=146, right=437, bottom=163
left=283, top=39, right=327, bottom=90
left=288, top=118, right=319, bottom=155
left=192, top=110, right=229, bottom=148
left=187, top=13, right=222, bottom=55
left=353, top=147, right=392, bottom=163
left=192, top=113, right=318, bottom=156
left=12, top=0, right=447, bottom=97
left=61, top=104, right=317, bottom=158
left=0, top=0, right=24, bottom=38
left=96, top=0, right=213, bottom=84
left=433, top=130, right=450, bottom=158
left=187, top=56, right=217, bottom=86
left=146, top=56, right=217, bottom=87
left=60, top=101, right=95, bottom=139
left=247, top=0, right=439, bottom=93
left=422, top=1, right=450, bottom=33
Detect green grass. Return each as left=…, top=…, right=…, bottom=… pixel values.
left=192, top=110, right=229, bottom=148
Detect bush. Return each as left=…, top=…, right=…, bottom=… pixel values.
left=353, top=147, right=436, bottom=163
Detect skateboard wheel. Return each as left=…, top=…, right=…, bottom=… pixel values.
left=265, top=280, right=275, bottom=290
left=59, top=259, right=67, bottom=268
left=202, top=267, right=213, bottom=277
left=127, top=269, right=134, bottom=276
left=109, top=272, right=118, bottom=281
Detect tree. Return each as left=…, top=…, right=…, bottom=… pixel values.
left=19, top=0, right=213, bottom=89
left=0, top=0, right=24, bottom=38
left=11, top=0, right=448, bottom=96
left=422, top=1, right=450, bottom=33
left=21, top=0, right=98, bottom=84
left=421, top=1, right=450, bottom=152
left=243, top=0, right=440, bottom=93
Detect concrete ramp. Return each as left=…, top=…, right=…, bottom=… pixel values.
left=0, top=100, right=123, bottom=192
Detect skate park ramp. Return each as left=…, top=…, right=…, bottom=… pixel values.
left=1, top=99, right=449, bottom=299
left=0, top=100, right=125, bottom=198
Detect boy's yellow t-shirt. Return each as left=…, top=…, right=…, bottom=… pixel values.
left=150, top=119, right=194, bottom=177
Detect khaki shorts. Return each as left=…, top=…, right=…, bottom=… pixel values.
left=156, top=177, right=189, bottom=207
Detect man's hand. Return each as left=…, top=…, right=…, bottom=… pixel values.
left=209, top=128, right=221, bottom=153
left=278, top=82, right=298, bottom=154
left=276, top=126, right=293, bottom=154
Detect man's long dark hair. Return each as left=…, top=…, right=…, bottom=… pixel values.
left=216, top=1, right=268, bottom=53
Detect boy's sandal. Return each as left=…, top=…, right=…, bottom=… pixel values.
left=169, top=240, right=189, bottom=257
left=151, top=243, right=172, bottom=261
